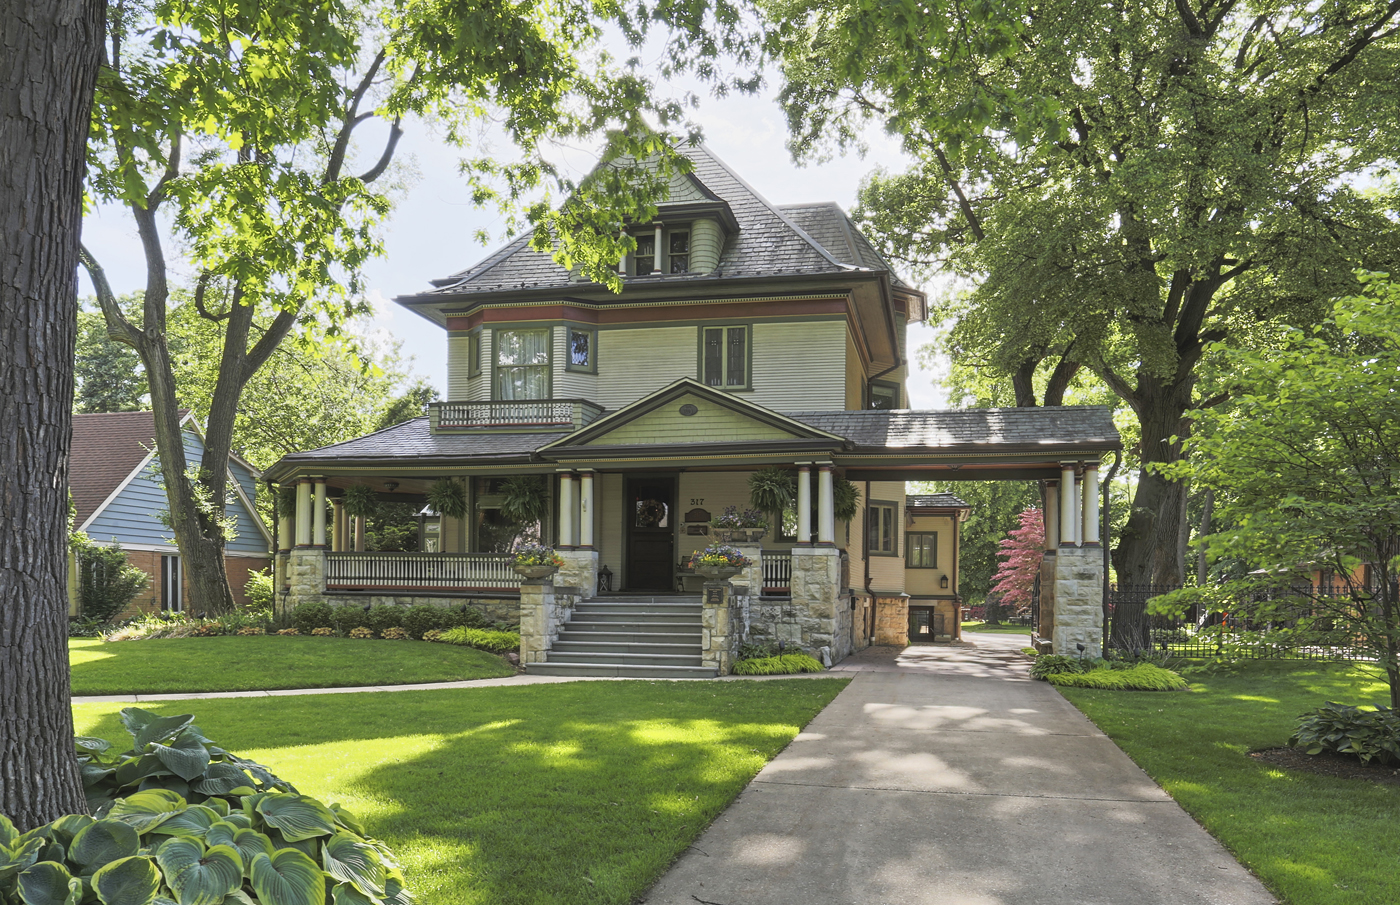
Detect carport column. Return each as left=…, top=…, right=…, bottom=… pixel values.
left=790, top=545, right=844, bottom=661
left=817, top=464, right=835, bottom=545
left=1059, top=463, right=1077, bottom=546
left=1052, top=545, right=1104, bottom=658
left=1036, top=481, right=1059, bottom=652
left=312, top=479, right=327, bottom=547
left=353, top=514, right=365, bottom=552
left=558, top=472, right=576, bottom=548
left=1082, top=463, right=1101, bottom=545
left=796, top=464, right=812, bottom=545
left=295, top=480, right=312, bottom=547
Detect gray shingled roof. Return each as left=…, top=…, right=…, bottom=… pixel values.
left=906, top=493, right=972, bottom=509
left=417, top=145, right=893, bottom=297
left=779, top=203, right=912, bottom=291
left=276, top=417, right=568, bottom=464
left=786, top=407, right=1121, bottom=451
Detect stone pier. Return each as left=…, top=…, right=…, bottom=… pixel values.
left=519, top=580, right=572, bottom=666
left=1051, top=546, right=1104, bottom=657
left=700, top=580, right=741, bottom=675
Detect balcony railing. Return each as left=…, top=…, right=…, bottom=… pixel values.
left=433, top=399, right=604, bottom=431
left=762, top=551, right=792, bottom=596
left=324, top=553, right=520, bottom=593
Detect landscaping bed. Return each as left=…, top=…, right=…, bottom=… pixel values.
left=72, top=678, right=849, bottom=905
left=70, top=635, right=515, bottom=695
left=1059, top=659, right=1400, bottom=905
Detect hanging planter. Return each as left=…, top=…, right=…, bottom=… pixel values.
left=426, top=478, right=468, bottom=521
left=342, top=484, right=378, bottom=520
left=277, top=485, right=299, bottom=519
left=499, top=475, right=549, bottom=526
left=834, top=477, right=861, bottom=523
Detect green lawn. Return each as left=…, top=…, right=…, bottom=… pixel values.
left=1059, top=660, right=1400, bottom=905
left=70, top=636, right=515, bottom=695
left=73, top=679, right=848, bottom=905
left=961, top=621, right=1034, bottom=635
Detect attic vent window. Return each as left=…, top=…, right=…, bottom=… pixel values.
left=634, top=235, right=655, bottom=276
left=669, top=231, right=690, bottom=273
left=678, top=404, right=698, bottom=416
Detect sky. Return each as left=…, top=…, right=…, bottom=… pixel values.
left=78, top=82, right=950, bottom=409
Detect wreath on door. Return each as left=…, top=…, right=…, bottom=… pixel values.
left=636, top=499, right=667, bottom=528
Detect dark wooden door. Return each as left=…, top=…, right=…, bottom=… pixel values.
left=908, top=607, right=944, bottom=642
left=626, top=476, right=676, bottom=591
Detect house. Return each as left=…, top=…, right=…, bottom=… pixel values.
left=264, top=145, right=1119, bottom=674
left=70, top=410, right=273, bottom=617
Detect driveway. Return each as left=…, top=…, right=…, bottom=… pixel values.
left=641, top=633, right=1275, bottom=905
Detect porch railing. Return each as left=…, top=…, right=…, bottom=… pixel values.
left=434, top=399, right=604, bottom=430
left=762, top=552, right=792, bottom=596
left=324, top=553, right=520, bottom=593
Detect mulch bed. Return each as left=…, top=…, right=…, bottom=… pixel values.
left=1250, top=746, right=1400, bottom=786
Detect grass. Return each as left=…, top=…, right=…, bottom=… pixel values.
left=69, top=636, right=516, bottom=695
left=1059, top=660, right=1400, bottom=905
left=961, top=621, right=1034, bottom=635
left=73, top=678, right=848, bottom=905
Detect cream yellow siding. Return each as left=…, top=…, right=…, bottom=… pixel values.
left=844, top=328, right=864, bottom=410
left=446, top=334, right=471, bottom=401
left=595, top=326, right=697, bottom=410
left=865, top=481, right=906, bottom=594
left=675, top=471, right=752, bottom=563
left=586, top=393, right=795, bottom=446
left=904, top=514, right=956, bottom=597
left=468, top=330, right=492, bottom=401
left=598, top=473, right=625, bottom=577
left=690, top=218, right=723, bottom=274
left=553, top=325, right=596, bottom=400
left=749, top=319, right=847, bottom=412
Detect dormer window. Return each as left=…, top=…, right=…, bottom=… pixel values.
left=634, top=235, right=656, bottom=276
left=669, top=231, right=690, bottom=273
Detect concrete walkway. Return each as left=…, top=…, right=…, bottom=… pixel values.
left=640, top=633, right=1276, bottom=905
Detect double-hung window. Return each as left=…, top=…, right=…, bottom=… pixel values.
left=906, top=532, right=938, bottom=568
left=468, top=330, right=482, bottom=376
left=633, top=234, right=656, bottom=275
left=494, top=328, right=550, bottom=399
left=867, top=501, right=897, bottom=555
left=701, top=325, right=748, bottom=389
left=669, top=230, right=690, bottom=273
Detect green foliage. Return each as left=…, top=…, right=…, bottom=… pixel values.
left=832, top=477, right=860, bottom=523
left=732, top=654, right=825, bottom=675
left=747, top=467, right=794, bottom=515
left=289, top=602, right=334, bottom=636
left=1045, top=664, right=1188, bottom=691
left=340, top=486, right=378, bottom=522
left=365, top=605, right=404, bottom=635
left=244, top=571, right=275, bottom=619
left=74, top=305, right=146, bottom=413
left=70, top=534, right=149, bottom=624
left=373, top=382, right=439, bottom=432
left=911, top=480, right=1040, bottom=602
left=425, top=480, right=467, bottom=522
left=1020, top=647, right=1039, bottom=658
left=329, top=606, right=372, bottom=637
left=497, top=476, right=550, bottom=528
left=401, top=605, right=453, bottom=641
left=1029, top=655, right=1087, bottom=679
left=0, top=710, right=414, bottom=905
left=1288, top=702, right=1400, bottom=766
left=434, top=627, right=521, bottom=654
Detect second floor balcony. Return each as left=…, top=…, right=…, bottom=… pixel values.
left=430, top=399, right=605, bottom=433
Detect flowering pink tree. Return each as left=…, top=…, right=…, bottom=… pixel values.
left=990, top=507, right=1045, bottom=617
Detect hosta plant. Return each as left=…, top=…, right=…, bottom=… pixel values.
left=1288, top=702, right=1400, bottom=765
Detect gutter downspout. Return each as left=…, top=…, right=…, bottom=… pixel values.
left=864, top=480, right=874, bottom=645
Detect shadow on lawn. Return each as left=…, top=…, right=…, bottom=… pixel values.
left=75, top=679, right=849, bottom=905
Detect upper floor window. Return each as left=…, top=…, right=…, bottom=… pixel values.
left=867, top=501, right=897, bottom=555
left=701, top=325, right=749, bottom=389
left=869, top=380, right=900, bottom=410
left=568, top=327, right=595, bottom=373
left=468, top=330, right=482, bottom=377
left=494, top=328, right=550, bottom=399
left=669, top=230, right=690, bottom=273
left=906, top=531, right=938, bottom=568
left=634, top=234, right=656, bottom=275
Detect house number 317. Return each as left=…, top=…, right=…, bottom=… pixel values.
left=690, top=498, right=704, bottom=506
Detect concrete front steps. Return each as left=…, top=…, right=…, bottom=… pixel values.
left=525, top=595, right=716, bottom=678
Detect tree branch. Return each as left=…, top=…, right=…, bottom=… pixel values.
left=79, top=245, right=144, bottom=348
left=356, top=117, right=403, bottom=184
left=325, top=48, right=387, bottom=184
left=933, top=147, right=985, bottom=241
left=244, top=309, right=300, bottom=377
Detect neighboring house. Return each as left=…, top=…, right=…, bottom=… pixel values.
left=266, top=145, right=1120, bottom=674
left=70, top=410, right=273, bottom=618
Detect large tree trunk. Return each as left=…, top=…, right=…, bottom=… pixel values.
left=0, top=0, right=105, bottom=829
left=1112, top=372, right=1194, bottom=586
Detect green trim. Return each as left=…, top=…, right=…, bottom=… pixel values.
left=905, top=531, right=938, bottom=568
left=867, top=499, right=899, bottom=557
left=469, top=329, right=482, bottom=377
left=565, top=326, right=597, bottom=374
left=697, top=323, right=753, bottom=392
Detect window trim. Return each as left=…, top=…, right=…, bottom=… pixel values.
left=468, top=329, right=482, bottom=377
left=565, top=326, right=597, bottom=374
left=868, top=379, right=901, bottom=410
left=905, top=531, right=939, bottom=569
left=697, top=323, right=753, bottom=392
left=490, top=326, right=553, bottom=401
left=867, top=500, right=899, bottom=557
left=667, top=228, right=691, bottom=274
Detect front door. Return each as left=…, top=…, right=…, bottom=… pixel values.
left=908, top=606, right=943, bottom=642
left=626, top=476, right=676, bottom=591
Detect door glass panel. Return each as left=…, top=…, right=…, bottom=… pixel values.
left=635, top=498, right=669, bottom=528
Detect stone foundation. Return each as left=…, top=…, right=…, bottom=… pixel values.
left=700, top=580, right=741, bottom=674
left=873, top=596, right=910, bottom=646
left=518, top=580, right=578, bottom=665
left=1051, top=546, right=1104, bottom=657
left=320, top=594, right=519, bottom=627
left=557, top=549, right=599, bottom=597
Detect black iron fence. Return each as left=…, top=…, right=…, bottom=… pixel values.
left=1104, top=580, right=1374, bottom=661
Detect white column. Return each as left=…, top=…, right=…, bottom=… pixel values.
left=796, top=465, right=812, bottom=545
left=652, top=224, right=663, bottom=274
left=354, top=516, right=365, bottom=552
left=559, top=472, right=576, bottom=548
left=1044, top=480, right=1060, bottom=548
left=1059, top=463, right=1076, bottom=546
left=579, top=472, right=595, bottom=549
left=278, top=500, right=292, bottom=554
left=1083, top=463, right=1101, bottom=545
left=295, top=480, right=312, bottom=547
left=1072, top=475, right=1083, bottom=546
left=331, top=501, right=344, bottom=552
left=312, top=479, right=327, bottom=547
left=817, top=465, right=835, bottom=545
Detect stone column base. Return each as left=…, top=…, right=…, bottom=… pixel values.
left=700, top=580, right=739, bottom=675
left=1051, top=546, right=1104, bottom=657
left=286, top=548, right=325, bottom=611
left=556, top=549, right=598, bottom=598
left=519, top=581, right=570, bottom=665
left=790, top=546, right=845, bottom=661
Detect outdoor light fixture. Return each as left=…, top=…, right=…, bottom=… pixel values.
left=598, top=565, right=613, bottom=593
left=940, top=574, right=950, bottom=589
left=384, top=481, right=399, bottom=492
left=1076, top=642, right=1086, bottom=662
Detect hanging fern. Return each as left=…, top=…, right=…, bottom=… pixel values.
left=499, top=475, right=550, bottom=526
left=342, top=484, right=379, bottom=520
left=748, top=466, right=795, bottom=515
left=834, top=477, right=861, bottom=523
left=277, top=485, right=299, bottom=518
left=426, top=478, right=468, bottom=520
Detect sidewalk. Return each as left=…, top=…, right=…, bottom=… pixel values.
left=640, top=633, right=1276, bottom=905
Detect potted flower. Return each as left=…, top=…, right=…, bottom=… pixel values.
left=511, top=543, right=564, bottom=580
left=710, top=506, right=767, bottom=543
left=689, top=544, right=752, bottom=581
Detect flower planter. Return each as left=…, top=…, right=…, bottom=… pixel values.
left=695, top=564, right=743, bottom=581
left=512, top=564, right=560, bottom=581
left=714, top=528, right=766, bottom=544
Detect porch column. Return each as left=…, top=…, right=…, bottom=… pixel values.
left=817, top=464, right=835, bottom=545
left=1044, top=480, right=1060, bottom=547
left=278, top=489, right=293, bottom=554
left=330, top=501, right=343, bottom=552
left=1072, top=473, right=1083, bottom=545
left=312, top=479, right=327, bottom=547
left=1059, top=463, right=1077, bottom=546
left=295, top=480, right=312, bottom=547
left=354, top=515, right=365, bottom=552
left=579, top=471, right=595, bottom=549
left=558, top=472, right=576, bottom=548
left=1083, top=462, right=1101, bottom=545
left=796, top=464, right=812, bottom=545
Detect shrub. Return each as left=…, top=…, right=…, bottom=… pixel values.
left=402, top=604, right=442, bottom=640
left=71, top=532, right=149, bottom=623
left=422, top=629, right=445, bottom=643
left=68, top=615, right=108, bottom=637
left=243, top=568, right=275, bottom=619
left=1288, top=702, right=1400, bottom=765
left=236, top=626, right=265, bottom=636
left=290, top=600, right=333, bottom=635
left=1030, top=655, right=1088, bottom=679
left=191, top=622, right=226, bottom=637
left=438, top=626, right=520, bottom=653
left=1046, top=663, right=1188, bottom=691
left=11, top=707, right=417, bottom=905
left=311, top=627, right=335, bottom=637
left=104, top=612, right=196, bottom=642
left=366, top=604, right=404, bottom=635
left=276, top=628, right=300, bottom=636
left=737, top=640, right=806, bottom=661
left=349, top=626, right=375, bottom=639
left=381, top=626, right=410, bottom=640
left=732, top=654, right=825, bottom=675
left=451, top=605, right=490, bottom=630
left=331, top=604, right=372, bottom=635
left=1020, top=647, right=1039, bottom=658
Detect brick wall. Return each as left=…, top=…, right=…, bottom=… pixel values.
left=88, top=549, right=271, bottom=621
